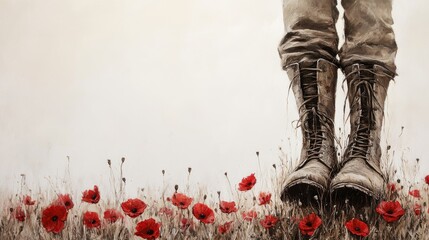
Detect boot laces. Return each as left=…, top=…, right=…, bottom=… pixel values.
left=342, top=67, right=389, bottom=162
left=290, top=66, right=335, bottom=168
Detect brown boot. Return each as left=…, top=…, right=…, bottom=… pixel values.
left=281, top=59, right=338, bottom=204
left=330, top=63, right=394, bottom=204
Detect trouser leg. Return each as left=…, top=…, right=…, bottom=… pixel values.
left=339, top=0, right=398, bottom=74
left=278, top=0, right=339, bottom=69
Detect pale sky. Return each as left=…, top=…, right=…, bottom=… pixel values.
left=0, top=0, right=428, bottom=198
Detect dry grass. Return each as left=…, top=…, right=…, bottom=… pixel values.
left=1, top=143, right=428, bottom=240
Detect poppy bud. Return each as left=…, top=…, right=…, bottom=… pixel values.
left=188, top=167, right=192, bottom=174
left=272, top=164, right=276, bottom=169
left=122, top=178, right=126, bottom=183
left=121, top=157, right=125, bottom=163
left=174, top=185, right=178, bottom=192
left=162, top=170, right=165, bottom=175
left=204, top=195, right=207, bottom=200
left=256, top=152, right=259, bottom=157
left=224, top=172, right=228, bottom=177
left=107, top=159, right=111, bottom=166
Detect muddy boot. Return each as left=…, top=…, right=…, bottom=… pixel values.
left=330, top=64, right=394, bottom=205
left=281, top=59, right=338, bottom=205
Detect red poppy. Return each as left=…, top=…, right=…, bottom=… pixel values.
left=238, top=173, right=256, bottom=191
left=258, top=192, right=271, bottom=205
left=218, top=221, right=233, bottom=234
left=13, top=206, right=26, bottom=222
left=192, top=203, right=215, bottom=224
left=425, top=175, right=429, bottom=185
left=171, top=193, right=193, bottom=209
left=414, top=203, right=422, bottom=216
left=55, top=194, right=74, bottom=210
left=345, top=218, right=369, bottom=237
left=180, top=218, right=195, bottom=230
left=376, top=200, right=405, bottom=223
left=159, top=207, right=174, bottom=217
left=23, top=195, right=36, bottom=206
left=82, top=185, right=100, bottom=204
left=121, top=198, right=147, bottom=218
left=241, top=210, right=257, bottom=221
left=219, top=201, right=238, bottom=214
left=83, top=211, right=101, bottom=229
left=387, top=183, right=396, bottom=192
left=298, top=213, right=322, bottom=236
left=104, top=209, right=124, bottom=223
left=260, top=215, right=278, bottom=229
left=135, top=218, right=161, bottom=239
left=41, top=205, right=68, bottom=233
left=409, top=189, right=421, bottom=198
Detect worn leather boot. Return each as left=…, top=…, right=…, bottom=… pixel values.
left=281, top=59, right=338, bottom=204
left=330, top=63, right=393, bottom=204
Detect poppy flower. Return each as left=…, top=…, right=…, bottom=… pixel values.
left=121, top=198, right=147, bottom=218
left=298, top=213, right=322, bottom=236
left=158, top=207, right=174, bottom=217
left=219, top=201, right=238, bottom=214
left=83, top=211, right=101, bottom=229
left=135, top=218, right=161, bottom=239
left=54, top=194, right=74, bottom=210
left=258, top=192, right=271, bottom=205
left=13, top=206, right=26, bottom=222
left=180, top=218, right=195, bottom=230
left=376, top=200, right=405, bottom=223
left=171, top=193, right=193, bottom=209
left=192, top=203, right=215, bottom=224
left=387, top=183, right=396, bottom=192
left=409, top=189, right=421, bottom=198
left=41, top=205, right=68, bottom=233
left=260, top=215, right=278, bottom=229
left=241, top=210, right=257, bottom=221
left=104, top=209, right=124, bottom=223
left=218, top=221, right=233, bottom=234
left=23, top=195, right=36, bottom=206
left=414, top=203, right=422, bottom=216
left=82, top=185, right=100, bottom=204
left=425, top=175, right=429, bottom=185
left=345, top=218, right=369, bottom=237
left=238, top=173, right=256, bottom=191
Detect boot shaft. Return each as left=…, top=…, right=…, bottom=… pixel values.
left=343, top=64, right=394, bottom=172
left=285, top=59, right=338, bottom=169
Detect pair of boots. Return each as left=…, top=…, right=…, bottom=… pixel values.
left=281, top=58, right=393, bottom=205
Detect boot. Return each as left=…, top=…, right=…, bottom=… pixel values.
left=330, top=63, right=393, bottom=203
left=281, top=59, right=338, bottom=204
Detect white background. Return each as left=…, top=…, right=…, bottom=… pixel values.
left=0, top=0, right=428, bottom=198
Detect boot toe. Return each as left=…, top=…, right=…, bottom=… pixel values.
left=330, top=158, right=384, bottom=205
left=281, top=161, right=331, bottom=205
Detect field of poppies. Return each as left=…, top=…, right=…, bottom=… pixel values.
left=1, top=151, right=429, bottom=239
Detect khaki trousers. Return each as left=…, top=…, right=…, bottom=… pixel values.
left=278, top=0, right=397, bottom=74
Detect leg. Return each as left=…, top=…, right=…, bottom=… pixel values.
left=278, top=0, right=339, bottom=205
left=331, top=0, right=397, bottom=204
left=339, top=0, right=398, bottom=73
left=278, top=0, right=339, bottom=69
